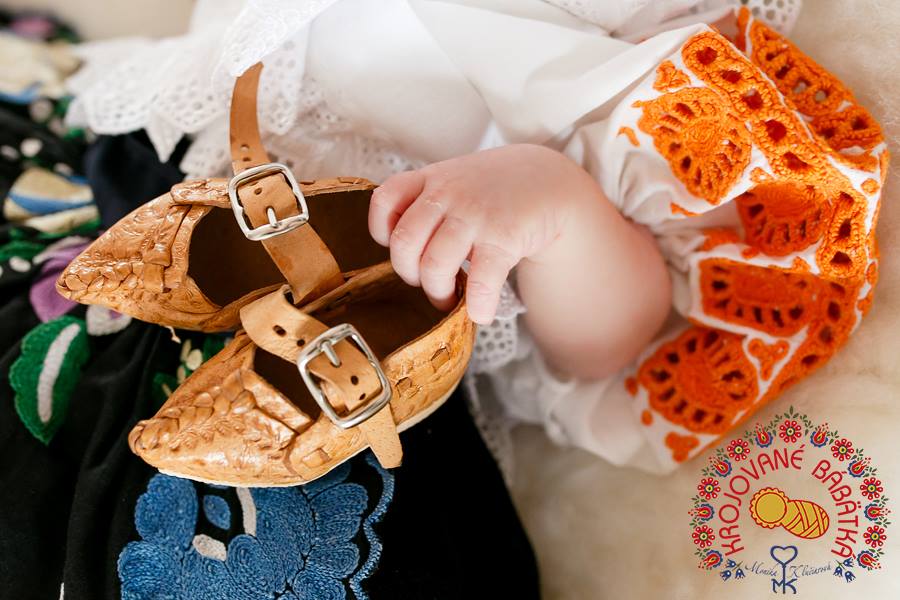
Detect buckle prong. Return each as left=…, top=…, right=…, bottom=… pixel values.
left=296, top=324, right=392, bottom=429
left=228, top=162, right=309, bottom=241
left=321, top=340, right=342, bottom=368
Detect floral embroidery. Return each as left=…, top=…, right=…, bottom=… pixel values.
left=861, top=478, right=883, bottom=501
left=118, top=454, right=393, bottom=600
left=726, top=438, right=750, bottom=462
left=778, top=420, right=802, bottom=443
left=698, top=477, right=721, bottom=500
left=689, top=503, right=715, bottom=523
left=653, top=60, right=691, bottom=92
left=692, top=525, right=715, bottom=548
left=752, top=424, right=774, bottom=448
left=9, top=315, right=89, bottom=444
left=863, top=526, right=886, bottom=549
left=831, top=438, right=854, bottom=461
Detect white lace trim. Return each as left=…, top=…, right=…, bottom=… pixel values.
left=64, top=0, right=418, bottom=181
left=469, top=282, right=527, bottom=375
left=739, top=0, right=801, bottom=33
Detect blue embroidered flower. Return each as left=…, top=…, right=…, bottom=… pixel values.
left=118, top=455, right=393, bottom=599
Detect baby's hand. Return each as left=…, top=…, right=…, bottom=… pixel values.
left=368, top=144, right=584, bottom=324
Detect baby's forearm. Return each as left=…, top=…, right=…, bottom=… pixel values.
left=517, top=173, right=672, bottom=380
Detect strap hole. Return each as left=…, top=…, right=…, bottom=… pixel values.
left=273, top=325, right=286, bottom=336
left=359, top=393, right=366, bottom=401
left=350, top=375, right=359, bottom=385
left=296, top=339, right=306, bottom=347
left=254, top=187, right=262, bottom=195
left=240, top=144, right=249, bottom=152
left=242, top=156, right=252, bottom=162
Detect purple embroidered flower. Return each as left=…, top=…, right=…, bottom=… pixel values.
left=29, top=238, right=88, bottom=322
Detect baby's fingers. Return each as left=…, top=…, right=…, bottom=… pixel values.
left=466, top=243, right=516, bottom=325
left=368, top=170, right=425, bottom=246
left=420, top=216, right=475, bottom=311
left=389, top=186, right=447, bottom=286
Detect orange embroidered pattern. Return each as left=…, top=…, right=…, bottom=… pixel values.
left=736, top=182, right=827, bottom=256
left=636, top=87, right=752, bottom=205
left=665, top=432, right=701, bottom=463
left=638, top=328, right=758, bottom=435
left=747, top=339, right=789, bottom=381
left=618, top=126, right=640, bottom=147
left=654, top=60, right=691, bottom=91
left=862, top=179, right=880, bottom=195
left=699, top=259, right=816, bottom=337
left=626, top=10, right=887, bottom=466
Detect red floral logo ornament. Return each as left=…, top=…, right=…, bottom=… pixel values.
left=689, top=407, right=891, bottom=590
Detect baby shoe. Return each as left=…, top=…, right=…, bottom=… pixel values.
left=56, top=64, right=387, bottom=331
left=111, top=62, right=475, bottom=484
left=128, top=261, right=474, bottom=486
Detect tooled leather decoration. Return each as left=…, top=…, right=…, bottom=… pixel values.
left=625, top=9, right=888, bottom=464
left=128, top=266, right=475, bottom=486
left=54, top=176, right=376, bottom=331
left=124, top=64, right=476, bottom=485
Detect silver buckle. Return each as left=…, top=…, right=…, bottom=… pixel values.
left=228, top=162, right=309, bottom=241
left=296, top=323, right=393, bottom=429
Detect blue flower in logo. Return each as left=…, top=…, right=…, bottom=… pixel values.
left=118, top=456, right=392, bottom=599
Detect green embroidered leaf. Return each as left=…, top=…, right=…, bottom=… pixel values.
left=0, top=240, right=45, bottom=262
left=10, top=316, right=89, bottom=444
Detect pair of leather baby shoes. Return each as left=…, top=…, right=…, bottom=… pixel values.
left=57, top=64, right=474, bottom=486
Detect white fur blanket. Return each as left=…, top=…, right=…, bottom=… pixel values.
left=508, top=2, right=900, bottom=597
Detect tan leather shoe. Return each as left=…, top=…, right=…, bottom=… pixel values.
left=55, top=176, right=386, bottom=331
left=128, top=262, right=475, bottom=486
left=57, top=62, right=387, bottom=331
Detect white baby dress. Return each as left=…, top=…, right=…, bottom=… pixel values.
left=65, top=0, right=888, bottom=475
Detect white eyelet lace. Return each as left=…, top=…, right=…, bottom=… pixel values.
left=738, top=0, right=801, bottom=33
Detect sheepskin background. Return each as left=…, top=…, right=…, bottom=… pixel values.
left=507, top=1, right=900, bottom=598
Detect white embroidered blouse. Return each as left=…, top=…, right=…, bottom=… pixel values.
left=65, top=0, right=805, bottom=479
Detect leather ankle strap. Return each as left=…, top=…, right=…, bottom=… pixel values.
left=229, top=63, right=344, bottom=303
left=240, top=284, right=403, bottom=469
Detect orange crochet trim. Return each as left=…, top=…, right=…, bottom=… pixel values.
left=618, top=126, right=640, bottom=147
left=666, top=432, right=700, bottom=463
left=862, top=179, right=880, bottom=196
left=760, top=278, right=861, bottom=404
left=641, top=409, right=653, bottom=425
left=628, top=12, right=888, bottom=465
left=742, top=9, right=883, bottom=172
left=654, top=60, right=692, bottom=92
left=700, top=259, right=816, bottom=337
left=636, top=87, right=751, bottom=205
left=748, top=339, right=789, bottom=381
left=680, top=30, right=873, bottom=281
left=626, top=376, right=639, bottom=396
left=638, top=327, right=758, bottom=435
left=751, top=167, right=772, bottom=184
left=736, top=181, right=826, bottom=256
left=670, top=202, right=698, bottom=217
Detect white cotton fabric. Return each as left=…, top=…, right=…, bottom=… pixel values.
left=64, top=0, right=801, bottom=476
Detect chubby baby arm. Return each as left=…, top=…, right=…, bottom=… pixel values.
left=367, top=144, right=672, bottom=380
